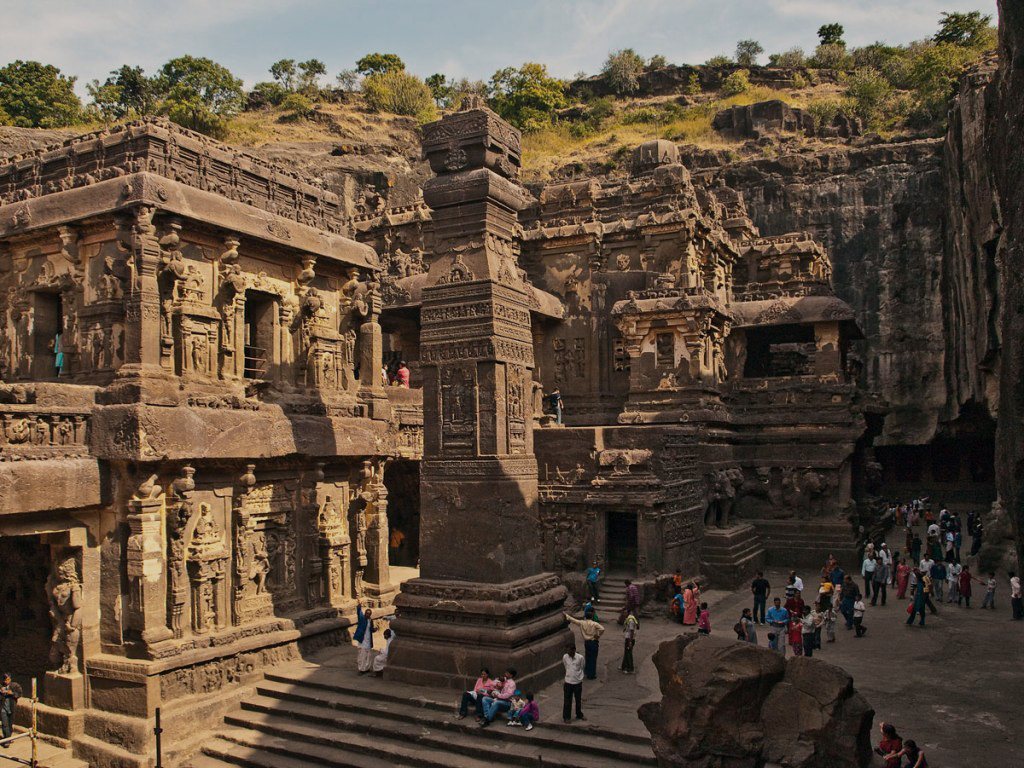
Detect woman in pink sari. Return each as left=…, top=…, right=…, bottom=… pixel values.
left=895, top=558, right=911, bottom=599
left=682, top=583, right=700, bottom=625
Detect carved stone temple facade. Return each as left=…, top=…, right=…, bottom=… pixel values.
left=363, top=129, right=866, bottom=588
left=0, top=120, right=419, bottom=765
left=0, top=108, right=868, bottom=761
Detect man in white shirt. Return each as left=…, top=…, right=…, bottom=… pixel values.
left=562, top=645, right=586, bottom=723
left=1010, top=572, right=1023, bottom=620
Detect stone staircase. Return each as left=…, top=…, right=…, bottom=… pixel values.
left=186, top=668, right=657, bottom=768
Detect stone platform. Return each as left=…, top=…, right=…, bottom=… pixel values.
left=700, top=523, right=765, bottom=588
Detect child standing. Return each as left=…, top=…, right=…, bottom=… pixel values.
left=697, top=602, right=711, bottom=635
left=787, top=618, right=804, bottom=656
left=822, top=603, right=837, bottom=643
left=981, top=572, right=997, bottom=609
left=853, top=597, right=867, bottom=637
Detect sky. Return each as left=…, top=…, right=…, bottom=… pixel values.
left=0, top=0, right=1000, bottom=97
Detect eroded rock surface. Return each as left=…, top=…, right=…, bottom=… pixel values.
left=639, top=634, right=873, bottom=768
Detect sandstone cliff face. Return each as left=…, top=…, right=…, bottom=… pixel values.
left=993, top=0, right=1024, bottom=571
left=694, top=141, right=949, bottom=445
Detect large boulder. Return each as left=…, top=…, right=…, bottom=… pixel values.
left=639, top=635, right=873, bottom=768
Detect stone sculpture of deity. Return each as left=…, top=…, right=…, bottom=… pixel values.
left=48, top=554, right=83, bottom=674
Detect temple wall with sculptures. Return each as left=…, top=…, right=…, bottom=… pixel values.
left=0, top=120, right=421, bottom=766
left=361, top=137, right=865, bottom=582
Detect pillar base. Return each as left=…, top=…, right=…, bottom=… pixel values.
left=387, top=573, right=572, bottom=691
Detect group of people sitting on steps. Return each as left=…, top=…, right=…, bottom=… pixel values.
left=455, top=668, right=540, bottom=731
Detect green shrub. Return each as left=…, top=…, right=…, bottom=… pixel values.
left=720, top=69, right=751, bottom=96
left=279, top=92, right=312, bottom=121
left=686, top=72, right=702, bottom=95
left=249, top=81, right=287, bottom=108
left=811, top=43, right=853, bottom=70
left=845, top=68, right=892, bottom=126
left=621, top=107, right=660, bottom=124
left=705, top=55, right=732, bottom=67
left=362, top=70, right=434, bottom=118
left=807, top=98, right=844, bottom=131
left=769, top=48, right=806, bottom=68
left=603, top=49, right=646, bottom=95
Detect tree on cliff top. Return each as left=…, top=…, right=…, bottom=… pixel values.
left=487, top=62, right=567, bottom=133
left=0, top=60, right=81, bottom=128
left=735, top=40, right=764, bottom=67
left=602, top=49, right=645, bottom=94
left=356, top=53, right=405, bottom=76
left=934, top=11, right=994, bottom=49
left=153, top=55, right=243, bottom=138
left=818, top=23, right=846, bottom=46
left=87, top=65, right=155, bottom=122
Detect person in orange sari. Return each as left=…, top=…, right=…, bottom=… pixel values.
left=895, top=557, right=911, bottom=599
left=682, top=583, right=700, bottom=625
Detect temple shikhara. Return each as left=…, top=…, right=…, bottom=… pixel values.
left=0, top=108, right=865, bottom=764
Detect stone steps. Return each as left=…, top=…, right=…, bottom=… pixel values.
left=189, top=670, right=656, bottom=768
left=749, top=519, right=859, bottom=571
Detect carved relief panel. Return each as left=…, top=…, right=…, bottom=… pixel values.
left=440, top=364, right=476, bottom=455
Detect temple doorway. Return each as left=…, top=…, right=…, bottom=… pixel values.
left=607, top=511, right=638, bottom=571
left=0, top=536, right=53, bottom=686
left=383, top=460, right=420, bottom=568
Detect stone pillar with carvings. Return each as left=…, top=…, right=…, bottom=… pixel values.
left=119, top=206, right=165, bottom=374
left=388, top=102, right=571, bottom=689
left=126, top=475, right=172, bottom=644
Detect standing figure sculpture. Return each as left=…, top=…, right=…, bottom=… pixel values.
left=48, top=554, right=82, bottom=674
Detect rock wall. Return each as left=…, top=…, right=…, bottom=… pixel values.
left=693, top=141, right=949, bottom=446
left=994, top=0, right=1024, bottom=572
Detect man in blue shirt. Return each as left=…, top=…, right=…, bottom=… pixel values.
left=586, top=561, right=601, bottom=602
left=765, top=597, right=790, bottom=657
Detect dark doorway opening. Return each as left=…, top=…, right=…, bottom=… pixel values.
left=0, top=536, right=53, bottom=688
left=607, top=511, right=637, bottom=571
left=244, top=291, right=276, bottom=380
left=32, top=292, right=64, bottom=379
left=383, top=460, right=420, bottom=568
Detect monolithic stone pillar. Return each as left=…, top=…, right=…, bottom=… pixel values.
left=126, top=478, right=172, bottom=644
left=388, top=103, right=571, bottom=689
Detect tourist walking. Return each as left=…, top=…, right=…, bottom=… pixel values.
left=929, top=559, right=947, bottom=602
left=0, top=673, right=19, bottom=749
left=766, top=597, right=789, bottom=656
left=981, top=571, right=997, bottom=609
left=682, top=582, right=699, bottom=625
left=907, top=569, right=927, bottom=626
left=624, top=579, right=640, bottom=617
left=947, top=558, right=962, bottom=603
left=561, top=646, right=585, bottom=723
left=585, top=560, right=601, bottom=602
left=861, top=551, right=877, bottom=598
left=959, top=563, right=974, bottom=607
left=852, top=596, right=867, bottom=637
left=1010, top=571, right=1023, bottom=620
left=801, top=606, right=817, bottom=657
left=897, top=739, right=929, bottom=767
left=697, top=602, right=711, bottom=635
left=871, top=555, right=889, bottom=606
left=839, top=575, right=858, bottom=629
left=875, top=722, right=903, bottom=768
left=564, top=611, right=604, bottom=680
left=620, top=611, right=638, bottom=673
left=895, top=557, right=911, bottom=599
left=372, top=628, right=394, bottom=676
left=739, top=607, right=757, bottom=643
left=751, top=571, right=771, bottom=624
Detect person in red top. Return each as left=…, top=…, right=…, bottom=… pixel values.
left=875, top=722, right=903, bottom=768
left=395, top=361, right=410, bottom=388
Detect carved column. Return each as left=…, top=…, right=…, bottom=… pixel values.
left=167, top=466, right=195, bottom=639
left=388, top=104, right=571, bottom=689
left=187, top=503, right=228, bottom=634
left=126, top=475, right=172, bottom=644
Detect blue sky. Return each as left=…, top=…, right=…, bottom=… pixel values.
left=1, top=0, right=999, bottom=96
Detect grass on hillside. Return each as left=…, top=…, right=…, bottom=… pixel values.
left=519, top=84, right=843, bottom=179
